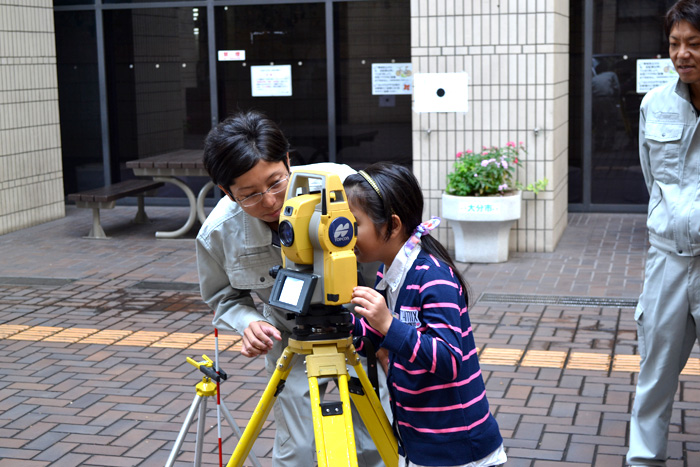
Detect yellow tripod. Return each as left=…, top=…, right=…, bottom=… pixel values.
left=226, top=335, right=398, bottom=467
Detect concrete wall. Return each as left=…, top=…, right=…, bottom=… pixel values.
left=0, top=0, right=64, bottom=235
left=410, top=0, right=569, bottom=253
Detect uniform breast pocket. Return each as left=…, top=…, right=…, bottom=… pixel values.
left=645, top=122, right=683, bottom=183
left=226, top=248, right=279, bottom=289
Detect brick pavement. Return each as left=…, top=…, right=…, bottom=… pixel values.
left=0, top=206, right=698, bottom=466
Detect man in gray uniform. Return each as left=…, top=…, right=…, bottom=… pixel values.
left=196, top=110, right=385, bottom=466
left=628, top=1, right=700, bottom=465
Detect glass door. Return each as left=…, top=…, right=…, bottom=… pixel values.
left=216, top=3, right=329, bottom=166
left=569, top=0, right=677, bottom=210
left=334, top=1, right=411, bottom=169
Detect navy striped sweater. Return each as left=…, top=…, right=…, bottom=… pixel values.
left=352, top=250, right=503, bottom=466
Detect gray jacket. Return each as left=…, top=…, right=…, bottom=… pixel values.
left=640, top=79, right=700, bottom=256
left=196, top=197, right=287, bottom=334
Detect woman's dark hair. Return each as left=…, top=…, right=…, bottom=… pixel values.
left=665, top=0, right=700, bottom=38
left=344, top=162, right=471, bottom=302
left=203, top=110, right=290, bottom=189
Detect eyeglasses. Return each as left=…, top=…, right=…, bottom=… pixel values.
left=234, top=176, right=290, bottom=207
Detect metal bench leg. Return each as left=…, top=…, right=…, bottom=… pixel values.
left=87, top=208, right=108, bottom=239
left=132, top=194, right=150, bottom=224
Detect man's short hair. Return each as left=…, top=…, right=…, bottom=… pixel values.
left=203, top=110, right=290, bottom=189
left=665, top=0, right=700, bottom=38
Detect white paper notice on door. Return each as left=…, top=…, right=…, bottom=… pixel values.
left=251, top=65, right=292, bottom=97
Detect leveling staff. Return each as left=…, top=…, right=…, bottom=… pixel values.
left=196, top=110, right=386, bottom=467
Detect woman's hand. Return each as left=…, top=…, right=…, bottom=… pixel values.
left=241, top=321, right=282, bottom=357
left=351, top=286, right=393, bottom=335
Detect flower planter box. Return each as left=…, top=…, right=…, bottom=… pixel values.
left=441, top=191, right=522, bottom=263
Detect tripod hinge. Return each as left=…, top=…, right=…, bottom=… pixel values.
left=348, top=376, right=365, bottom=396
left=274, top=380, right=286, bottom=397
left=320, top=401, right=343, bottom=416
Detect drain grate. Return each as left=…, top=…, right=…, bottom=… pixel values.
left=0, top=276, right=76, bottom=287
left=131, top=281, right=200, bottom=293
left=478, top=293, right=638, bottom=308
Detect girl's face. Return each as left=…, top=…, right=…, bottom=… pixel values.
left=348, top=198, right=389, bottom=264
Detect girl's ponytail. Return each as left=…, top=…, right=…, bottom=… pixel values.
left=420, top=234, right=472, bottom=307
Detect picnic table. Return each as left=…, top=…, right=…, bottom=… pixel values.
left=126, top=149, right=214, bottom=238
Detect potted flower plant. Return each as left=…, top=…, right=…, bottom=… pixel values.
left=442, top=142, right=547, bottom=263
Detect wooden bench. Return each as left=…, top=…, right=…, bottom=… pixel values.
left=67, top=179, right=164, bottom=239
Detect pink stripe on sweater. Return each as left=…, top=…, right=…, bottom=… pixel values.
left=393, top=368, right=482, bottom=395
left=396, top=390, right=486, bottom=412
left=397, top=410, right=490, bottom=433
left=428, top=322, right=462, bottom=333
left=419, top=280, right=459, bottom=293
left=394, top=362, right=428, bottom=375
left=466, top=411, right=492, bottom=431
left=415, top=265, right=430, bottom=270
left=423, top=301, right=461, bottom=311
left=451, top=353, right=457, bottom=380
left=430, top=340, right=437, bottom=373
left=462, top=347, right=478, bottom=361
left=409, top=331, right=422, bottom=363
left=362, top=320, right=384, bottom=338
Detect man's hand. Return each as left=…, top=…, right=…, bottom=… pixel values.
left=351, top=286, right=393, bottom=335
left=241, top=321, right=282, bottom=357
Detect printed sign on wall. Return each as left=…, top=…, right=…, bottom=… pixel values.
left=251, top=65, right=292, bottom=97
left=636, top=59, right=677, bottom=93
left=372, top=63, right=413, bottom=95
left=218, top=50, right=246, bottom=61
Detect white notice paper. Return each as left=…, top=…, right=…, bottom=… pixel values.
left=372, top=63, right=413, bottom=95
left=251, top=65, right=292, bottom=97
left=636, top=59, right=677, bottom=94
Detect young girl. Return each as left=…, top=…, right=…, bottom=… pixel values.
left=345, top=163, right=506, bottom=467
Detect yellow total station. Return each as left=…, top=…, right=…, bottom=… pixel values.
left=276, top=170, right=357, bottom=306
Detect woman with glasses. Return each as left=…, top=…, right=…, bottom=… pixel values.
left=196, top=110, right=384, bottom=467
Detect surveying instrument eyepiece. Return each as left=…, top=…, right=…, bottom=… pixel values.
left=227, top=170, right=398, bottom=467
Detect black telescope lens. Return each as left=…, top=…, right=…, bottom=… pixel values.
left=279, top=220, right=294, bottom=247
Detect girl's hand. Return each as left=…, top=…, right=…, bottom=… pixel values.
left=351, top=286, right=393, bottom=335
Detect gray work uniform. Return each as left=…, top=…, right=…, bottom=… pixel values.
left=196, top=165, right=387, bottom=467
left=628, top=79, right=700, bottom=466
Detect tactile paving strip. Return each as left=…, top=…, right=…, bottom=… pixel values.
left=2, top=324, right=699, bottom=374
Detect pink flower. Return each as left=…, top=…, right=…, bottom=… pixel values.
left=466, top=149, right=473, bottom=154
left=507, top=141, right=515, bottom=147
left=501, top=161, right=509, bottom=169
left=519, top=141, right=524, bottom=146
left=481, top=160, right=489, bottom=167
left=498, top=183, right=508, bottom=191
left=456, top=152, right=463, bottom=158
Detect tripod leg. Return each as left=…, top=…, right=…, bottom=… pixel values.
left=220, top=400, right=262, bottom=467
left=348, top=355, right=398, bottom=466
left=166, top=394, right=204, bottom=467
left=194, top=395, right=207, bottom=466
left=309, top=373, right=358, bottom=467
left=226, top=347, right=296, bottom=467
